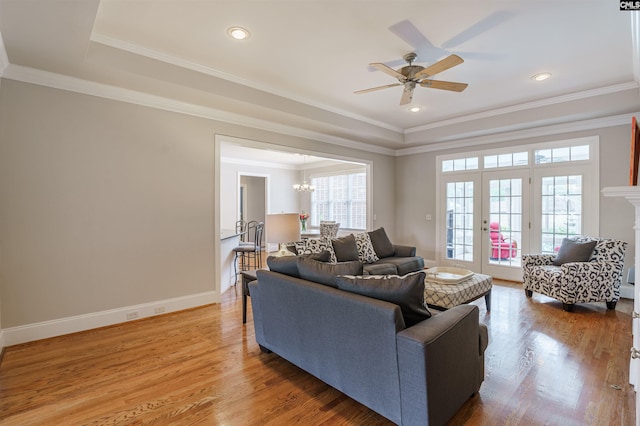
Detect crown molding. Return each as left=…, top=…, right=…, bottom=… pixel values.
left=396, top=112, right=639, bottom=156
left=2, top=63, right=637, bottom=159
left=90, top=33, right=403, bottom=134
left=405, top=82, right=640, bottom=135
left=2, top=63, right=396, bottom=156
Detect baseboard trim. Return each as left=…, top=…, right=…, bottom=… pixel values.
left=0, top=329, right=5, bottom=354
left=2, top=291, right=218, bottom=347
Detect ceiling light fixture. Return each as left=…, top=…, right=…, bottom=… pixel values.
left=293, top=155, right=315, bottom=192
left=227, top=27, right=250, bottom=40
left=531, top=72, right=552, bottom=82
left=408, top=105, right=423, bottom=113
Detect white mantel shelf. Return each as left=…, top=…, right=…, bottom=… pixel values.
left=602, top=186, right=640, bottom=204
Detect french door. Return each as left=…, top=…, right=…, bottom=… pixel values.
left=439, top=169, right=529, bottom=281
left=481, top=169, right=530, bottom=281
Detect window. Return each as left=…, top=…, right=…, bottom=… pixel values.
left=540, top=175, right=583, bottom=254
left=484, top=152, right=528, bottom=169
left=442, top=157, right=479, bottom=172
left=446, top=181, right=474, bottom=261
left=535, top=145, right=589, bottom=164
left=311, top=171, right=366, bottom=229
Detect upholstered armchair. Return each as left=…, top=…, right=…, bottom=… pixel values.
left=319, top=221, right=339, bottom=239
left=522, top=237, right=627, bottom=312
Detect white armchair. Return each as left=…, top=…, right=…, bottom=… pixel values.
left=522, top=237, right=627, bottom=312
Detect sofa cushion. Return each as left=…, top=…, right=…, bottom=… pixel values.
left=553, top=238, right=598, bottom=266
left=295, top=238, right=337, bottom=263
left=297, top=257, right=363, bottom=288
left=380, top=256, right=425, bottom=276
left=355, top=232, right=380, bottom=264
left=267, top=251, right=332, bottom=277
left=336, top=271, right=431, bottom=327
left=331, top=234, right=360, bottom=262
left=363, top=262, right=398, bottom=275
left=368, top=227, right=396, bottom=258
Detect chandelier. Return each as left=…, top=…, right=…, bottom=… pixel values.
left=293, top=155, right=315, bottom=192
left=293, top=181, right=315, bottom=192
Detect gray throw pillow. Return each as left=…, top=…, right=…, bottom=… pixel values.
left=335, top=271, right=431, bottom=327
left=297, top=257, right=363, bottom=288
left=368, top=227, right=396, bottom=258
left=267, top=251, right=332, bottom=277
left=553, top=238, right=598, bottom=266
left=331, top=234, right=360, bottom=262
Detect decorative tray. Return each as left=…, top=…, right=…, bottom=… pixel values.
left=424, top=267, right=474, bottom=284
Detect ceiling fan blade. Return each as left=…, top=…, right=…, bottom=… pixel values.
left=420, top=79, right=468, bottom=92
left=400, top=86, right=414, bottom=105
left=388, top=19, right=444, bottom=63
left=414, top=54, right=464, bottom=79
left=441, top=10, right=514, bottom=49
left=354, top=83, right=402, bottom=94
left=369, top=62, right=405, bottom=80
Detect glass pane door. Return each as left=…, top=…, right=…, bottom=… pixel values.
left=482, top=169, right=529, bottom=281
left=439, top=173, right=481, bottom=272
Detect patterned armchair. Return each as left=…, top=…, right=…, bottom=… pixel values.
left=522, top=237, right=627, bottom=312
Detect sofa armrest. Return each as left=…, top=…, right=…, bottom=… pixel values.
left=393, top=244, right=416, bottom=257
left=522, top=254, right=554, bottom=272
left=396, top=305, right=484, bottom=426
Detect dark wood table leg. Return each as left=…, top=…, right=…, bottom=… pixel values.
left=242, top=275, right=249, bottom=324
left=484, top=290, right=492, bottom=312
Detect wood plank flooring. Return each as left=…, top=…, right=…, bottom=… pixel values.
left=0, top=280, right=635, bottom=425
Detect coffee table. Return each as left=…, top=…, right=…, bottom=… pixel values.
left=423, top=272, right=492, bottom=311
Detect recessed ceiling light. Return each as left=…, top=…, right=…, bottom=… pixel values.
left=531, top=72, right=552, bottom=82
left=227, top=27, right=250, bottom=40
left=408, top=105, right=423, bottom=113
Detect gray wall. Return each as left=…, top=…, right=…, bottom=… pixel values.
left=0, top=79, right=396, bottom=329
left=395, top=126, right=634, bottom=272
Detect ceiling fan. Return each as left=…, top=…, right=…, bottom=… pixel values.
left=355, top=52, right=468, bottom=106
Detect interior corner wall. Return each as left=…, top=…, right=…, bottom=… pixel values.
left=394, top=126, right=635, bottom=274
left=0, top=78, right=397, bottom=336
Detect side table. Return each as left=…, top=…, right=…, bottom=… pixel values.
left=240, top=269, right=260, bottom=324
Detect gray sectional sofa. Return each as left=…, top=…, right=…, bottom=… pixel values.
left=250, top=259, right=488, bottom=425
left=292, top=227, right=425, bottom=275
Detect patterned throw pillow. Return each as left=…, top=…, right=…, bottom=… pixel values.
left=354, top=232, right=379, bottom=264
left=294, top=238, right=337, bottom=263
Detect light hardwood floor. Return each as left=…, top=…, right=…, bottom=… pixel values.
left=0, top=280, right=635, bottom=425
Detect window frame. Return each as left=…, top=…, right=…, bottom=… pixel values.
left=309, top=168, right=368, bottom=231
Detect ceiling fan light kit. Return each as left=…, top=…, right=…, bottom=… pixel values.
left=355, top=52, right=468, bottom=106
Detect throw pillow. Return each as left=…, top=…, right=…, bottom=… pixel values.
left=267, top=251, right=332, bottom=277
left=294, top=238, right=337, bottom=263
left=368, top=227, right=396, bottom=258
left=354, top=232, right=380, bottom=264
left=297, top=257, right=363, bottom=288
left=335, top=271, right=430, bottom=327
left=553, top=238, right=598, bottom=266
left=331, top=234, right=360, bottom=262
